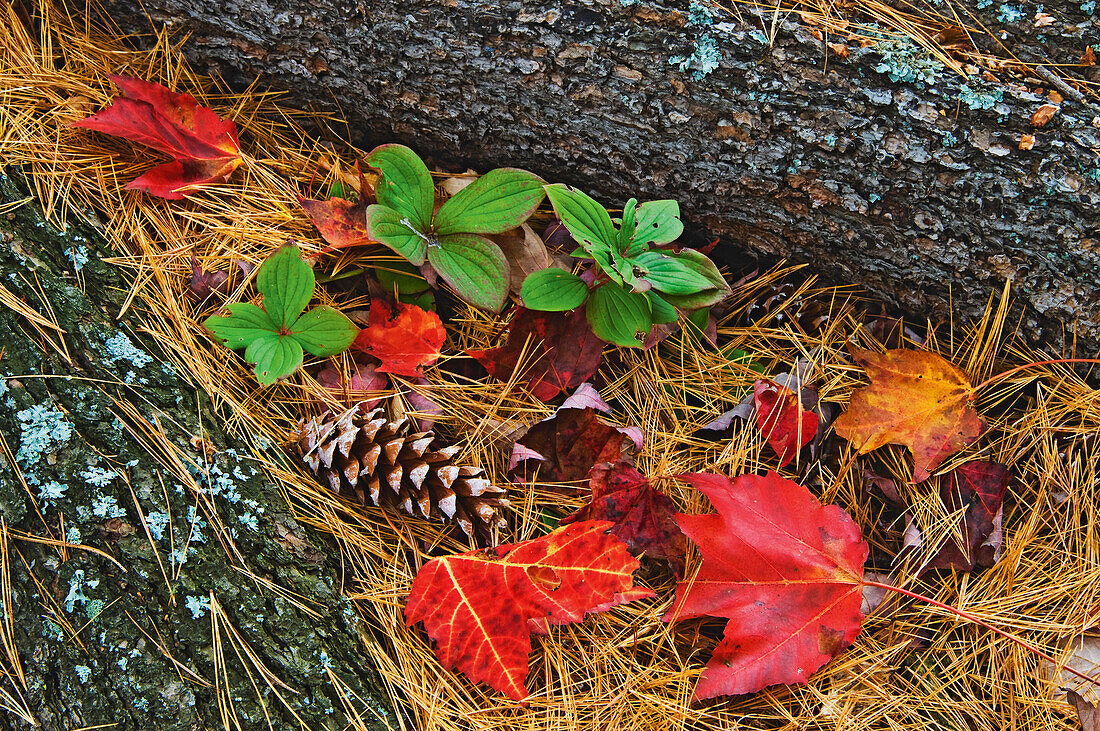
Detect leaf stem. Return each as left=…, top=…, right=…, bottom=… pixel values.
left=973, top=359, right=1100, bottom=392
left=862, top=579, right=1100, bottom=688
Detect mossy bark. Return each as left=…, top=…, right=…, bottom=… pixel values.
left=98, top=0, right=1100, bottom=352
left=0, top=171, right=395, bottom=730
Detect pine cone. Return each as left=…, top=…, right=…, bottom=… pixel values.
left=297, top=403, right=508, bottom=541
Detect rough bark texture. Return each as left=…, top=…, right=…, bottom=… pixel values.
left=0, top=172, right=394, bottom=730
left=100, top=0, right=1100, bottom=350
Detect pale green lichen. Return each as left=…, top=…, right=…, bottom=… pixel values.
left=185, top=595, right=211, bottom=619
left=81, top=466, right=118, bottom=487
left=74, top=665, right=92, bottom=683
left=37, top=480, right=68, bottom=507
left=873, top=37, right=943, bottom=86
left=959, top=84, right=1003, bottom=110
left=15, top=402, right=72, bottom=468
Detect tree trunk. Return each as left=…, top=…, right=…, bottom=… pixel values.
left=0, top=173, right=395, bottom=730
left=98, top=0, right=1100, bottom=351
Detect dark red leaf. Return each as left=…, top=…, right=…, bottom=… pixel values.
left=926, top=460, right=1009, bottom=571
left=754, top=379, right=819, bottom=467
left=562, top=460, right=689, bottom=575
left=469, top=307, right=603, bottom=402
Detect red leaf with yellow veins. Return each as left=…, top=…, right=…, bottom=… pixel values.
left=352, top=298, right=445, bottom=377
left=664, top=472, right=867, bottom=700
left=754, top=379, right=819, bottom=468
left=404, top=521, right=653, bottom=700
left=833, top=348, right=984, bottom=482
left=72, top=75, right=243, bottom=199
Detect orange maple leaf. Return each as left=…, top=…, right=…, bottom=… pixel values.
left=72, top=75, right=243, bottom=199
left=352, top=298, right=445, bottom=377
left=833, top=348, right=984, bottom=482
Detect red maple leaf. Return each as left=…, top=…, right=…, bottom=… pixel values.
left=562, top=460, right=689, bottom=576
left=926, top=461, right=1009, bottom=571
left=469, top=307, right=604, bottom=402
left=72, top=75, right=243, bottom=199
left=754, top=379, right=819, bottom=467
left=352, top=298, right=445, bottom=377
left=664, top=472, right=868, bottom=699
left=404, top=521, right=654, bottom=700
left=299, top=165, right=378, bottom=253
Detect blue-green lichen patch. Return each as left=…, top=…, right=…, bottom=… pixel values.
left=873, top=37, right=943, bottom=86
left=185, top=594, right=211, bottom=619
left=15, top=402, right=72, bottom=468
left=959, top=84, right=1004, bottom=110
left=669, top=0, right=723, bottom=81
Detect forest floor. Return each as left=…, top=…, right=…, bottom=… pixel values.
left=1, top=3, right=1099, bottom=731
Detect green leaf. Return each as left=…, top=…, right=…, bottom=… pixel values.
left=203, top=302, right=278, bottom=349
left=434, top=168, right=546, bottom=236
left=586, top=283, right=652, bottom=348
left=257, top=244, right=315, bottom=329
left=366, top=204, right=430, bottom=265
left=653, top=250, right=729, bottom=310
left=545, top=184, right=618, bottom=258
left=520, top=268, right=589, bottom=311
left=617, top=198, right=638, bottom=251
left=684, top=306, right=713, bottom=344
left=647, top=291, right=679, bottom=324
left=629, top=200, right=683, bottom=254
left=244, top=332, right=304, bottom=385
left=365, top=144, right=435, bottom=229
left=633, top=250, right=716, bottom=295
left=375, top=260, right=431, bottom=295
left=676, top=249, right=727, bottom=290
left=430, top=233, right=510, bottom=312
left=289, top=306, right=359, bottom=356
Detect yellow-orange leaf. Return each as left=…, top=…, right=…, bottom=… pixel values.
left=833, top=348, right=983, bottom=482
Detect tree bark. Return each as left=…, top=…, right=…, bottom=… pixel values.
left=98, top=0, right=1100, bottom=351
left=0, top=173, right=394, bottom=730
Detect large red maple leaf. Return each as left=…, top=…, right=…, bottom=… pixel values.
left=664, top=472, right=868, bottom=699
left=72, top=75, right=243, bottom=199
left=405, top=521, right=653, bottom=700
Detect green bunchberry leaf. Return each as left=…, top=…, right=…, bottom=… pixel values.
left=327, top=180, right=350, bottom=200
left=202, top=243, right=359, bottom=385
left=520, top=268, right=589, bottom=311
left=434, top=168, right=546, bottom=236
left=365, top=144, right=435, bottom=230
left=545, top=184, right=618, bottom=258
left=430, top=233, right=510, bottom=312
left=366, top=204, right=430, bottom=265
left=204, top=303, right=277, bottom=348
left=258, top=243, right=316, bottom=328
left=375, top=261, right=431, bottom=296
left=630, top=199, right=683, bottom=253
left=647, top=291, right=679, bottom=324
left=651, top=250, right=728, bottom=309
left=617, top=198, right=638, bottom=251
left=675, top=249, right=727, bottom=290
left=632, top=250, right=716, bottom=295
left=586, top=283, right=652, bottom=348
left=245, top=333, right=303, bottom=386
left=289, top=306, right=360, bottom=355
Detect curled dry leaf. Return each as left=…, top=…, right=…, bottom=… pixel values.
left=754, top=379, right=819, bottom=468
left=490, top=223, right=562, bottom=295
left=562, top=459, right=689, bottom=575
left=404, top=520, right=654, bottom=700
left=833, top=348, right=984, bottom=483
left=72, top=74, right=243, bottom=199
left=1019, top=133, right=1036, bottom=150
left=1031, top=103, right=1060, bottom=128
left=664, top=471, right=867, bottom=699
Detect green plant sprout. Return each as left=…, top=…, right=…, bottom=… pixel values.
left=520, top=185, right=727, bottom=347
left=203, top=243, right=359, bottom=385
left=364, top=144, right=546, bottom=312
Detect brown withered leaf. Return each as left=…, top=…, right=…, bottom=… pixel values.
left=1069, top=690, right=1098, bottom=731
left=562, top=460, right=689, bottom=575
left=490, top=224, right=559, bottom=295
left=926, top=461, right=1009, bottom=571
left=1031, top=103, right=1060, bottom=128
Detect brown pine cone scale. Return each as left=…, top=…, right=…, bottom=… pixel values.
left=298, top=403, right=508, bottom=541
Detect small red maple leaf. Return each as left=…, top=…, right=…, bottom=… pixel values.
left=72, top=75, right=243, bottom=199
left=664, top=471, right=868, bottom=699
left=926, top=460, right=1009, bottom=571
left=404, top=521, right=653, bottom=700
left=469, top=307, right=604, bottom=402
left=562, top=460, right=689, bottom=575
left=352, top=298, right=445, bottom=377
left=299, top=164, right=378, bottom=253
left=754, top=379, right=819, bottom=467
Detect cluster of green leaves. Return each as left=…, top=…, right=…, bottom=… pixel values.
left=520, top=186, right=727, bottom=347
left=364, top=144, right=545, bottom=312
left=203, top=244, right=359, bottom=385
